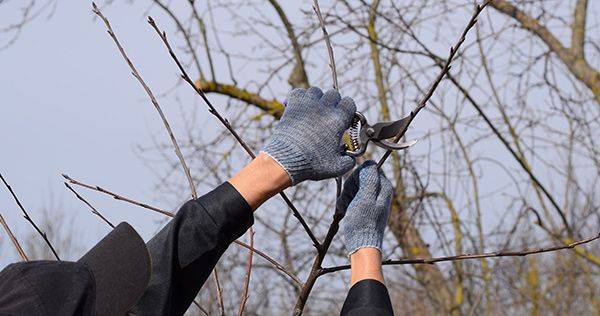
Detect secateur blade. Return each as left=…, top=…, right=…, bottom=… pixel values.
left=369, top=115, right=412, bottom=140
left=374, top=138, right=417, bottom=150
left=344, top=112, right=417, bottom=157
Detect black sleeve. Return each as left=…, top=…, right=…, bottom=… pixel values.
left=340, top=279, right=394, bottom=316
left=130, top=182, right=253, bottom=316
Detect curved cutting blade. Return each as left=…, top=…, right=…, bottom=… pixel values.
left=374, top=139, right=418, bottom=150
left=370, top=115, right=412, bottom=140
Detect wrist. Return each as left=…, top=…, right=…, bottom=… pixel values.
left=228, top=152, right=291, bottom=211
left=350, top=247, right=384, bottom=286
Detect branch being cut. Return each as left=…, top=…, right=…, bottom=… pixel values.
left=0, top=172, right=59, bottom=260
left=320, top=232, right=600, bottom=275
left=377, top=0, right=490, bottom=167
left=371, top=0, right=573, bottom=240
left=0, top=212, right=29, bottom=261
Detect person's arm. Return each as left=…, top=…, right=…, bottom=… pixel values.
left=129, top=153, right=288, bottom=315
left=131, top=87, right=356, bottom=315
left=337, top=161, right=394, bottom=316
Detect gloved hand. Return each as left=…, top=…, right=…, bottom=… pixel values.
left=337, top=160, right=393, bottom=256
left=262, top=87, right=356, bottom=185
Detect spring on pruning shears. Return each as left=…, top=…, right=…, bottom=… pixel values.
left=345, top=111, right=417, bottom=157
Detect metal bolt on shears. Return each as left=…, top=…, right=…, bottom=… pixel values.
left=345, top=112, right=417, bottom=157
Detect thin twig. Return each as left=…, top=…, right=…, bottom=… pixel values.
left=193, top=301, right=209, bottom=316
left=377, top=1, right=490, bottom=167
left=91, top=2, right=197, bottom=199
left=0, top=172, right=59, bottom=260
left=62, top=173, right=173, bottom=217
left=312, top=0, right=338, bottom=90
left=237, top=228, right=254, bottom=316
left=213, top=266, right=225, bottom=316
left=312, top=0, right=344, bottom=211
left=0, top=212, right=29, bottom=261
left=146, top=16, right=321, bottom=249
left=62, top=173, right=302, bottom=286
left=319, top=232, right=600, bottom=275
left=64, top=182, right=115, bottom=228
left=233, top=240, right=302, bottom=287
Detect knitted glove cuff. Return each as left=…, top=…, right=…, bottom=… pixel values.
left=346, top=229, right=384, bottom=256
left=262, top=138, right=311, bottom=185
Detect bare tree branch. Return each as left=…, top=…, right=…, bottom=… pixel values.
left=571, top=0, right=588, bottom=58
left=62, top=173, right=173, bottom=217
left=92, top=2, right=197, bottom=199
left=320, top=232, right=600, bottom=274
left=146, top=15, right=321, bottom=249
left=312, top=0, right=338, bottom=90
left=491, top=0, right=600, bottom=105
left=64, top=182, right=115, bottom=228
left=237, top=228, right=254, bottom=316
left=0, top=211, right=29, bottom=261
left=0, top=172, right=59, bottom=260
left=377, top=0, right=490, bottom=167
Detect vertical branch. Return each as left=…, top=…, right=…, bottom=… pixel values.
left=213, top=267, right=225, bottom=316
left=91, top=3, right=197, bottom=200
left=0, top=172, right=59, bottom=260
left=187, top=0, right=216, bottom=81
left=367, top=0, right=391, bottom=120
left=0, top=212, right=29, bottom=261
left=312, top=0, right=338, bottom=90
left=237, top=227, right=254, bottom=316
left=571, top=0, right=588, bottom=58
left=267, top=0, right=309, bottom=88
left=312, top=0, right=344, bottom=207
left=152, top=0, right=205, bottom=80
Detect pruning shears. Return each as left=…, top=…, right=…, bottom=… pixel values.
left=345, top=112, right=417, bottom=157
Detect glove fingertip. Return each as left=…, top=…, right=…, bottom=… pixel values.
left=322, top=89, right=341, bottom=107
left=287, top=88, right=305, bottom=101
left=338, top=97, right=357, bottom=121
left=306, top=86, right=324, bottom=100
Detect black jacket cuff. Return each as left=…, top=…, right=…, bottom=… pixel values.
left=341, top=279, right=393, bottom=315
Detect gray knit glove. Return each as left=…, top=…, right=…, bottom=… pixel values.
left=337, top=160, right=393, bottom=256
left=262, top=87, right=356, bottom=185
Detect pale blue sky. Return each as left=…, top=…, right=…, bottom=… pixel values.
left=0, top=1, right=225, bottom=264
